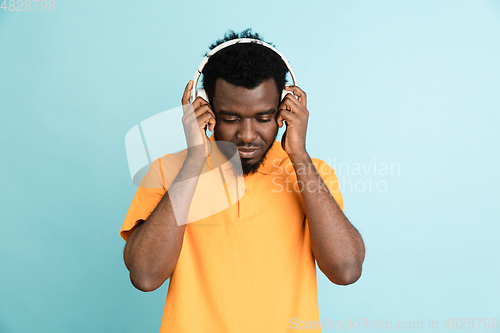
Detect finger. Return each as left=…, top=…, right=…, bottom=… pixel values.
left=191, top=96, right=211, bottom=112
left=276, top=100, right=291, bottom=127
left=276, top=112, right=284, bottom=128
left=277, top=108, right=299, bottom=128
left=277, top=98, right=293, bottom=126
left=193, top=103, right=215, bottom=120
left=279, top=96, right=298, bottom=114
left=208, top=116, right=216, bottom=132
left=181, top=80, right=193, bottom=106
left=197, top=112, right=215, bottom=131
left=193, top=105, right=216, bottom=131
left=198, top=110, right=216, bottom=133
left=285, top=85, right=307, bottom=108
left=182, top=104, right=212, bottom=125
left=281, top=94, right=309, bottom=116
left=184, top=96, right=212, bottom=117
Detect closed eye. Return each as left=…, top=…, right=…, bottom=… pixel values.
left=222, top=118, right=239, bottom=123
left=220, top=117, right=272, bottom=123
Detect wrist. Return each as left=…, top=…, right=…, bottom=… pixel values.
left=186, top=144, right=210, bottom=162
left=288, top=149, right=310, bottom=164
left=185, top=152, right=209, bottom=166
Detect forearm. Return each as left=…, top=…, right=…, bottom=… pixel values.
left=291, top=152, right=365, bottom=285
left=123, top=155, right=206, bottom=291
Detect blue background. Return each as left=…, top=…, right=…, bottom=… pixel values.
left=1, top=0, right=499, bottom=332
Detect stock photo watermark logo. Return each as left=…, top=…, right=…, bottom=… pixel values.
left=1, top=0, right=55, bottom=11
left=329, top=158, right=400, bottom=194
left=290, top=317, right=498, bottom=330
left=290, top=317, right=425, bottom=330
left=268, top=158, right=400, bottom=194
left=125, top=105, right=245, bottom=227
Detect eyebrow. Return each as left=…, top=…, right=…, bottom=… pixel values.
left=218, top=108, right=276, bottom=117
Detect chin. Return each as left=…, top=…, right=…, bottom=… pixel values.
left=240, top=141, right=275, bottom=175
left=241, top=160, right=261, bottom=176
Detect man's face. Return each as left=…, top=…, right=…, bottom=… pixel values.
left=212, top=77, right=280, bottom=175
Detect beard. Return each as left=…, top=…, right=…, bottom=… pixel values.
left=213, top=133, right=275, bottom=176
left=239, top=140, right=274, bottom=176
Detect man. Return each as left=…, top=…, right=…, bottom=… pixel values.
left=120, top=29, right=365, bottom=332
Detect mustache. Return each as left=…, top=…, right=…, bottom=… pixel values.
left=237, top=143, right=263, bottom=149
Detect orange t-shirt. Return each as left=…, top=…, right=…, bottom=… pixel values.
left=120, top=136, right=344, bottom=333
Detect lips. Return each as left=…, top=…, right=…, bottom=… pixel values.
left=237, top=147, right=262, bottom=159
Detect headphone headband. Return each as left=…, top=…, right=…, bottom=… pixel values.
left=192, top=38, right=297, bottom=99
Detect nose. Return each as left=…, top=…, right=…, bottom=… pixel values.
left=236, top=119, right=258, bottom=143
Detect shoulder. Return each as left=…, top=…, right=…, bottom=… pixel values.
left=157, top=149, right=189, bottom=189
left=138, top=149, right=188, bottom=190
left=310, top=158, right=337, bottom=178
left=158, top=149, right=188, bottom=171
left=310, top=157, right=344, bottom=210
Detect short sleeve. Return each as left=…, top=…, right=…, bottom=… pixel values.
left=312, top=158, right=344, bottom=212
left=120, top=159, right=167, bottom=241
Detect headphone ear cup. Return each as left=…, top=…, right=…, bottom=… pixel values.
left=196, top=88, right=209, bottom=103
left=280, top=89, right=287, bottom=102
left=281, top=89, right=295, bottom=102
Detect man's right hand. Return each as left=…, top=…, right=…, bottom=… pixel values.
left=181, top=80, right=216, bottom=159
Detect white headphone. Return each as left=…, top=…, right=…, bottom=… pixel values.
left=191, top=38, right=298, bottom=103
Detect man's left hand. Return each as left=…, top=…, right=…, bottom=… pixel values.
left=277, top=85, right=309, bottom=159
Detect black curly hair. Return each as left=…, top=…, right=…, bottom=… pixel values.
left=201, top=28, right=289, bottom=105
